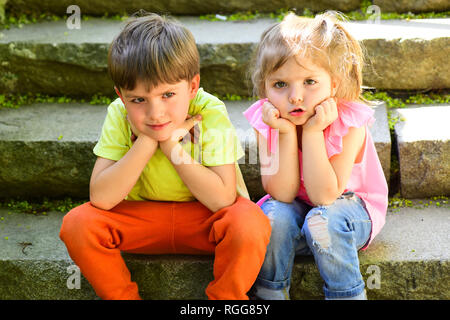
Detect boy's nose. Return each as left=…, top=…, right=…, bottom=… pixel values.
left=146, top=103, right=165, bottom=121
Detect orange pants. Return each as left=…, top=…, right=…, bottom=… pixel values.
left=59, top=196, right=271, bottom=300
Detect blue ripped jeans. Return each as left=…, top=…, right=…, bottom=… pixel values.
left=253, top=192, right=372, bottom=300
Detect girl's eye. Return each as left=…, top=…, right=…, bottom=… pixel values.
left=131, top=97, right=145, bottom=103
left=305, top=79, right=316, bottom=85
left=274, top=81, right=287, bottom=88
left=163, top=92, right=175, bottom=98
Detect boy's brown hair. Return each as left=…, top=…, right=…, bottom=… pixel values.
left=108, top=11, right=200, bottom=91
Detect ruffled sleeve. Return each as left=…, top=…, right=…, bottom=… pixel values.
left=324, top=100, right=375, bottom=158
left=243, top=98, right=279, bottom=154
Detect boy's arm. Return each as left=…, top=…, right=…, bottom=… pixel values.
left=160, top=134, right=237, bottom=213
left=90, top=134, right=158, bottom=210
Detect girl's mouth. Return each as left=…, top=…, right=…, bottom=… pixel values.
left=147, top=121, right=171, bottom=131
left=289, top=107, right=306, bottom=116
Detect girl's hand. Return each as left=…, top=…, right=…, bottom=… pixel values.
left=262, top=101, right=296, bottom=134
left=303, top=97, right=338, bottom=133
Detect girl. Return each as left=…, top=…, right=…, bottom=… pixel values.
left=243, top=12, right=388, bottom=300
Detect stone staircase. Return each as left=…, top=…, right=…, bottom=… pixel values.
left=0, top=1, right=449, bottom=300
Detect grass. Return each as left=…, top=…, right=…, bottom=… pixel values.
left=388, top=196, right=449, bottom=212
left=0, top=197, right=87, bottom=215
left=0, top=93, right=115, bottom=110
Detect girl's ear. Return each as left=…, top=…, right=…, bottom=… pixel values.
left=114, top=86, right=125, bottom=103
left=331, top=78, right=340, bottom=97
left=189, top=74, right=200, bottom=99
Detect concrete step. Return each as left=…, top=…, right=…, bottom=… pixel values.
left=0, top=202, right=448, bottom=299
left=4, top=0, right=362, bottom=17
left=393, top=105, right=450, bottom=198
left=0, top=17, right=449, bottom=97
left=0, top=100, right=390, bottom=201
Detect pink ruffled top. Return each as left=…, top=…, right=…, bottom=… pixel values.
left=243, top=99, right=388, bottom=249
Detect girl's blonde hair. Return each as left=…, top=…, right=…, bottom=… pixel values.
left=251, top=11, right=364, bottom=101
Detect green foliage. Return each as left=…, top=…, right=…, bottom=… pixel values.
left=0, top=93, right=115, bottom=109
left=388, top=196, right=448, bottom=212
left=1, top=197, right=86, bottom=215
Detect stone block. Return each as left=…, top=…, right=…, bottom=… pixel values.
left=5, top=0, right=361, bottom=16
left=394, top=105, right=450, bottom=198
left=374, top=0, right=450, bottom=13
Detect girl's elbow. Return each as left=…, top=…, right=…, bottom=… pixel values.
left=309, top=190, right=339, bottom=207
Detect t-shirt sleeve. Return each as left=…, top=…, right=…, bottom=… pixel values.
left=93, top=101, right=131, bottom=161
left=200, top=103, right=244, bottom=166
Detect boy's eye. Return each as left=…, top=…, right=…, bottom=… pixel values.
left=163, top=92, right=175, bottom=98
left=131, top=97, right=145, bottom=103
left=305, top=79, right=316, bottom=85
left=274, top=81, right=287, bottom=89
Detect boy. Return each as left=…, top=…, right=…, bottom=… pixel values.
left=59, top=12, right=271, bottom=300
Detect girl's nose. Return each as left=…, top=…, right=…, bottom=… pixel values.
left=289, top=93, right=303, bottom=105
left=288, top=85, right=304, bottom=105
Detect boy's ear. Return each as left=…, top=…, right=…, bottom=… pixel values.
left=114, top=86, right=125, bottom=103
left=189, top=74, right=200, bottom=99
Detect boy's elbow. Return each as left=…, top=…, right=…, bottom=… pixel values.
left=210, top=189, right=237, bottom=212
left=89, top=192, right=115, bottom=211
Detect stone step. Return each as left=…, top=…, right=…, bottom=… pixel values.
left=374, top=0, right=450, bottom=14
left=0, top=17, right=449, bottom=97
left=0, top=203, right=448, bottom=299
left=393, top=105, right=450, bottom=198
left=0, top=100, right=390, bottom=201
left=4, top=0, right=362, bottom=17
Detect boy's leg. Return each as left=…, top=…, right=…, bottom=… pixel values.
left=301, top=192, right=372, bottom=300
left=171, top=196, right=271, bottom=300
left=251, top=198, right=311, bottom=300
left=59, top=200, right=179, bottom=300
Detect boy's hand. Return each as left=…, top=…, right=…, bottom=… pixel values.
left=303, top=97, right=338, bottom=133
left=126, top=115, right=158, bottom=149
left=160, top=114, right=202, bottom=159
left=262, top=101, right=296, bottom=134
left=126, top=115, right=141, bottom=142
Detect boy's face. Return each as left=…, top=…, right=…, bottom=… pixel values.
left=264, top=56, right=338, bottom=126
left=118, top=74, right=200, bottom=142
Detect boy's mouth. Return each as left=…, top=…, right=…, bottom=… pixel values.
left=147, top=121, right=171, bottom=131
left=289, top=107, right=306, bottom=116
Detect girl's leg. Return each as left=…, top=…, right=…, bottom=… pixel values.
left=301, top=192, right=372, bottom=300
left=252, top=198, right=312, bottom=300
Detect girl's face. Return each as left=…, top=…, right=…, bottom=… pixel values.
left=264, top=56, right=338, bottom=126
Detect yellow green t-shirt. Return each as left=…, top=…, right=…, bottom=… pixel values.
left=93, top=88, right=249, bottom=202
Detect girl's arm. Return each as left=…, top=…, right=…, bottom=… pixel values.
left=258, top=129, right=300, bottom=203
left=89, top=133, right=159, bottom=210
left=302, top=99, right=365, bottom=206
left=258, top=101, right=300, bottom=203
